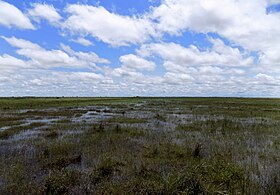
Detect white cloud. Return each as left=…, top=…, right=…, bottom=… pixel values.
left=60, top=44, right=110, bottom=64
left=2, top=36, right=110, bottom=70
left=134, top=38, right=255, bottom=86
left=254, top=73, right=280, bottom=85
left=151, top=0, right=266, bottom=40
left=0, top=54, right=29, bottom=69
left=258, top=49, right=280, bottom=73
left=0, top=1, right=34, bottom=29
left=0, top=36, right=114, bottom=96
left=71, top=37, right=93, bottom=46
left=112, top=68, right=143, bottom=78
left=28, top=3, right=62, bottom=24
left=110, top=54, right=156, bottom=83
left=0, top=68, right=117, bottom=96
left=138, top=38, right=253, bottom=68
left=2, top=36, right=40, bottom=49
left=62, top=4, right=155, bottom=46
left=54, top=72, right=106, bottom=83
left=163, top=72, right=193, bottom=84
left=150, top=0, right=280, bottom=72
left=119, top=54, right=156, bottom=71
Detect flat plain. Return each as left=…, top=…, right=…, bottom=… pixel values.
left=0, top=97, right=279, bottom=194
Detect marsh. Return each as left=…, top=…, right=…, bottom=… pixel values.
left=0, top=97, right=279, bottom=194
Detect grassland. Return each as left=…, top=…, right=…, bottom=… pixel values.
left=0, top=97, right=279, bottom=194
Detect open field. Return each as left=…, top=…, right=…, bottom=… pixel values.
left=0, top=97, right=279, bottom=194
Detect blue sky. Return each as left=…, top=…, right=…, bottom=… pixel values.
left=0, top=0, right=280, bottom=97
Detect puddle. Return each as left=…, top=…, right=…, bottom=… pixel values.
left=72, top=108, right=119, bottom=123
left=10, top=129, right=43, bottom=141
left=2, top=104, right=279, bottom=145
left=0, top=126, right=10, bottom=132
left=25, top=117, right=62, bottom=124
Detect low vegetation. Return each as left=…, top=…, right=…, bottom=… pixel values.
left=0, top=97, right=279, bottom=194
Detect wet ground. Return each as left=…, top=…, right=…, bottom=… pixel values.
left=1, top=102, right=278, bottom=142
left=0, top=97, right=279, bottom=194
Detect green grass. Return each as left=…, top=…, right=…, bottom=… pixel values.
left=0, top=97, right=279, bottom=194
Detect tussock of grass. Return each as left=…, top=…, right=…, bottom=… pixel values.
left=44, top=130, right=59, bottom=139
left=43, top=155, right=82, bottom=170
left=44, top=169, right=81, bottom=194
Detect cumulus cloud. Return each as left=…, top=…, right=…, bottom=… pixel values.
left=0, top=36, right=113, bottom=96
left=255, top=73, right=279, bottom=85
left=258, top=49, right=280, bottom=73
left=163, top=72, right=193, bottom=85
left=2, top=36, right=110, bottom=70
left=111, top=54, right=156, bottom=84
left=134, top=37, right=256, bottom=86
left=28, top=3, right=62, bottom=24
left=71, top=37, right=93, bottom=46
left=151, top=0, right=268, bottom=43
left=0, top=1, right=34, bottom=29
left=150, top=0, right=280, bottom=73
left=60, top=44, right=110, bottom=64
left=2, top=36, right=40, bottom=50
left=0, top=54, right=29, bottom=69
left=62, top=4, right=155, bottom=46
left=138, top=38, right=253, bottom=68
left=119, top=54, right=156, bottom=71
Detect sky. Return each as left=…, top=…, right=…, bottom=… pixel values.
left=0, top=0, right=280, bottom=97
